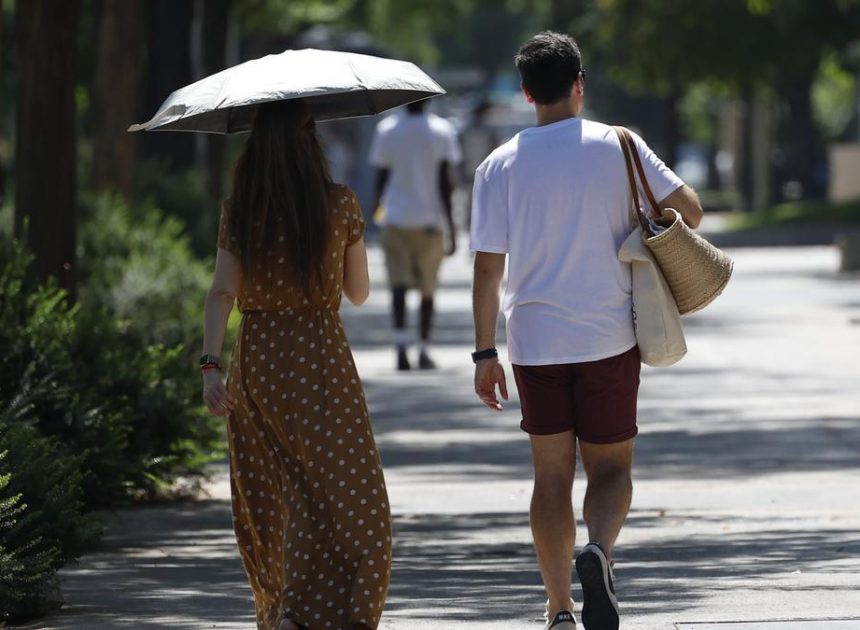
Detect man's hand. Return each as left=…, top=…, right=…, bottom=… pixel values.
left=446, top=232, right=457, bottom=257
left=474, top=357, right=508, bottom=411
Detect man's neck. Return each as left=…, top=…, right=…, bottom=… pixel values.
left=534, top=99, right=580, bottom=127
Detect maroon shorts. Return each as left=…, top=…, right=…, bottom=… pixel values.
left=512, top=345, right=641, bottom=443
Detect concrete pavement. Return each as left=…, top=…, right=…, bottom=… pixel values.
left=30, top=242, right=860, bottom=629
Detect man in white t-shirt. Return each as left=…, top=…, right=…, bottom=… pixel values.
left=370, top=99, right=462, bottom=371
left=470, top=32, right=703, bottom=630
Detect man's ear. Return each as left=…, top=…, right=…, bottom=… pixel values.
left=521, top=82, right=535, bottom=104
left=574, top=76, right=585, bottom=97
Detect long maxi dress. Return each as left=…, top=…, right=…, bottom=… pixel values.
left=218, top=185, right=392, bottom=630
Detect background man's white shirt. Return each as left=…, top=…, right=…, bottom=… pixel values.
left=370, top=111, right=462, bottom=230
left=470, top=117, right=684, bottom=365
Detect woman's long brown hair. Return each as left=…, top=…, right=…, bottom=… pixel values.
left=228, top=99, right=332, bottom=295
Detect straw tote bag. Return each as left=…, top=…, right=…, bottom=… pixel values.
left=615, top=127, right=734, bottom=315
left=615, top=129, right=686, bottom=367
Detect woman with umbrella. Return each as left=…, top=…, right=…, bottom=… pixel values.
left=200, top=97, right=388, bottom=630
left=134, top=49, right=444, bottom=628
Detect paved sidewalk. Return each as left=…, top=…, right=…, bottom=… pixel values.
left=31, top=243, right=860, bottom=629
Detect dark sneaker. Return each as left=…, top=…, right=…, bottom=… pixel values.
left=544, top=610, right=577, bottom=629
left=397, top=347, right=411, bottom=371
left=576, top=542, right=619, bottom=630
left=418, top=350, right=437, bottom=370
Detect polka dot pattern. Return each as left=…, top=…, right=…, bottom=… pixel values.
left=219, top=186, right=390, bottom=629
left=218, top=185, right=365, bottom=312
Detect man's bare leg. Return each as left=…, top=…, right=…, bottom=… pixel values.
left=579, top=438, right=634, bottom=561
left=529, top=430, right=577, bottom=616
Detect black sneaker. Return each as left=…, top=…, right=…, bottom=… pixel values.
left=544, top=610, right=577, bottom=629
left=576, top=542, right=619, bottom=630
left=397, top=347, right=411, bottom=371
left=418, top=350, right=437, bottom=370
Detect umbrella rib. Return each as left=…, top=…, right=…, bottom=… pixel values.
left=346, top=57, right=376, bottom=114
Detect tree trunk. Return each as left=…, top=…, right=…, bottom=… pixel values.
left=663, top=89, right=680, bottom=169
left=736, top=83, right=754, bottom=212
left=0, top=0, right=5, bottom=206
left=201, top=0, right=230, bottom=205
left=780, top=73, right=821, bottom=199
left=138, top=0, right=194, bottom=169
left=92, top=0, right=142, bottom=197
left=14, top=0, right=81, bottom=298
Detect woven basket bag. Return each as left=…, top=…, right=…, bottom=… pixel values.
left=616, top=127, right=733, bottom=315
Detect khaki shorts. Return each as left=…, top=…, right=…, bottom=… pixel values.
left=380, top=226, right=445, bottom=296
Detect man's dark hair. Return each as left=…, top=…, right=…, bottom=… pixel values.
left=515, top=31, right=582, bottom=105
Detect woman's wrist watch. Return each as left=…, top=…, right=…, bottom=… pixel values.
left=471, top=347, right=498, bottom=363
left=199, top=354, right=222, bottom=371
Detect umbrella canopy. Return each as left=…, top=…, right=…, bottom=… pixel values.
left=129, top=48, right=445, bottom=134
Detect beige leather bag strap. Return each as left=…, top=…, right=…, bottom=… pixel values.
left=617, top=127, right=662, bottom=218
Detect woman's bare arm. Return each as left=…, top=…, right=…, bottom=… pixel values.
left=202, top=248, right=240, bottom=415
left=343, top=237, right=370, bottom=306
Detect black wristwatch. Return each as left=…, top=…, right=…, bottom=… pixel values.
left=471, top=347, right=498, bottom=363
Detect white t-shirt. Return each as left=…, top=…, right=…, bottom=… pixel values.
left=470, top=116, right=684, bottom=366
left=369, top=111, right=462, bottom=229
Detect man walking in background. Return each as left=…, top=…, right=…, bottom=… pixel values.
left=371, top=99, right=461, bottom=371
left=470, top=32, right=703, bottom=630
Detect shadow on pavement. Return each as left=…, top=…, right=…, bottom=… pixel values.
left=387, top=510, right=860, bottom=621
left=33, top=501, right=255, bottom=629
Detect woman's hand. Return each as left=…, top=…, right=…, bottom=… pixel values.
left=202, top=370, right=234, bottom=416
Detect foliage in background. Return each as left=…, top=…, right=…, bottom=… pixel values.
left=75, top=194, right=224, bottom=502
left=813, top=54, right=858, bottom=140
left=0, top=238, right=129, bottom=508
left=240, top=0, right=357, bottom=33
left=589, top=0, right=860, bottom=94
left=132, top=159, right=216, bottom=257
left=0, top=416, right=98, bottom=622
left=78, top=193, right=213, bottom=348
left=241, top=0, right=473, bottom=63
left=0, top=450, right=56, bottom=624
left=0, top=196, right=225, bottom=618
left=679, top=83, right=726, bottom=146
left=728, top=198, right=860, bottom=230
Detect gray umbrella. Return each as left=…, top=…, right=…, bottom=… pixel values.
left=129, top=48, right=445, bottom=134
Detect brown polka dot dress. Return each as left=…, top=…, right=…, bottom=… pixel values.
left=217, top=185, right=392, bottom=630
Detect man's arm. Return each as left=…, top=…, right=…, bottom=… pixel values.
left=472, top=251, right=508, bottom=410
left=438, top=160, right=456, bottom=255
left=373, top=168, right=390, bottom=212
left=659, top=184, right=703, bottom=229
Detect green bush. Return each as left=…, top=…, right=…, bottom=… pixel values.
left=75, top=194, right=225, bottom=501
left=1, top=198, right=224, bottom=508
left=70, top=309, right=223, bottom=503
left=0, top=239, right=132, bottom=508
left=78, top=193, right=213, bottom=348
left=132, top=158, right=217, bottom=256
left=728, top=198, right=860, bottom=230
left=0, top=451, right=54, bottom=623
left=0, top=193, right=227, bottom=619
left=0, top=401, right=99, bottom=622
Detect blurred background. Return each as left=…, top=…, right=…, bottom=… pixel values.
left=1, top=0, right=859, bottom=624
